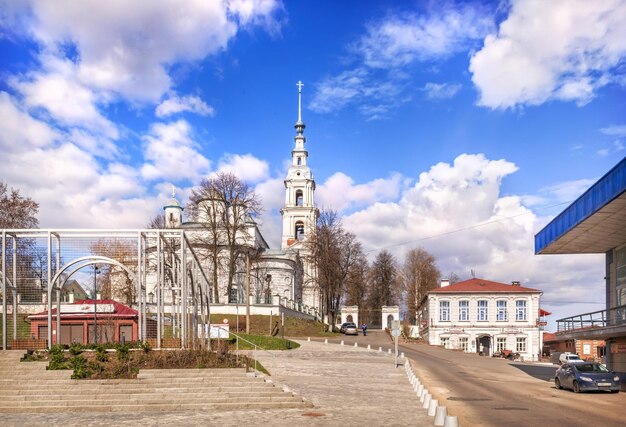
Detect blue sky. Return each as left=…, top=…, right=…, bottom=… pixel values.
left=1, top=0, right=625, bottom=328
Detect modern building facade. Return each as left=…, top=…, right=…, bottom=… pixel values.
left=418, top=278, right=543, bottom=360
left=535, top=155, right=626, bottom=384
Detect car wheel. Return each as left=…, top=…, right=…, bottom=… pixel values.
left=572, top=381, right=581, bottom=393
left=555, top=378, right=562, bottom=389
left=610, top=390, right=619, bottom=394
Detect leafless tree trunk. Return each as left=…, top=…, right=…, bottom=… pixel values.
left=402, top=247, right=440, bottom=324
left=368, top=249, right=400, bottom=311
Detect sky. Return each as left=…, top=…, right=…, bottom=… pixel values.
left=1, top=0, right=625, bottom=330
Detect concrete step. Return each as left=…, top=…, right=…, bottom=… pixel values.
left=0, top=379, right=273, bottom=389
left=0, top=401, right=312, bottom=414
left=0, top=390, right=288, bottom=401
left=0, top=384, right=277, bottom=395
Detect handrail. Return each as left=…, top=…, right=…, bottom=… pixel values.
left=212, top=326, right=276, bottom=375
left=556, top=304, right=626, bottom=333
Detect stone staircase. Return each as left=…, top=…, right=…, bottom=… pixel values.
left=0, top=351, right=311, bottom=413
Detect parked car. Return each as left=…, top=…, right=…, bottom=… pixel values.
left=559, top=353, right=584, bottom=365
left=555, top=362, right=621, bottom=393
left=343, top=322, right=358, bottom=335
left=339, top=322, right=351, bottom=333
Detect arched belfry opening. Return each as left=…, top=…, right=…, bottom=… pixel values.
left=296, top=190, right=303, bottom=206
left=295, top=221, right=304, bottom=240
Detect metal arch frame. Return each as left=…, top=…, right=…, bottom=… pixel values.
left=47, top=255, right=141, bottom=349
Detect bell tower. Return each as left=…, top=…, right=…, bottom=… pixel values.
left=281, top=81, right=318, bottom=249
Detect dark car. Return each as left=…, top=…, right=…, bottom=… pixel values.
left=555, top=362, right=621, bottom=393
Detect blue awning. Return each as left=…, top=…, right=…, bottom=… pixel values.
left=535, top=156, right=626, bottom=254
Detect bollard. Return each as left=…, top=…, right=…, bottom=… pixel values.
left=417, top=384, right=424, bottom=397
left=422, top=393, right=432, bottom=408
left=379, top=347, right=382, bottom=352
left=388, top=348, right=392, bottom=354
left=354, top=342, right=358, bottom=347
left=444, top=415, right=459, bottom=427
left=401, top=352, right=405, bottom=358
left=427, top=399, right=439, bottom=417
left=340, top=340, right=344, bottom=346
left=324, top=338, right=328, bottom=344
left=367, top=344, right=371, bottom=350
left=307, top=337, right=310, bottom=342
left=434, top=406, right=448, bottom=426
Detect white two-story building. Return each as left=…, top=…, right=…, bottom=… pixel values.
left=418, top=278, right=543, bottom=361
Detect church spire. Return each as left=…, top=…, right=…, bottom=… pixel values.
left=295, top=80, right=306, bottom=138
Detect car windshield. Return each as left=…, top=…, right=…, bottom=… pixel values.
left=345, top=323, right=356, bottom=328
left=574, top=363, right=609, bottom=373
left=566, top=355, right=581, bottom=360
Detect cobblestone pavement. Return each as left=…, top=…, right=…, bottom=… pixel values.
left=0, top=338, right=431, bottom=426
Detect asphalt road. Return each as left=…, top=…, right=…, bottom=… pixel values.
left=324, top=330, right=626, bottom=427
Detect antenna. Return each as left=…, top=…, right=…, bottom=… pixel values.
left=470, top=269, right=475, bottom=278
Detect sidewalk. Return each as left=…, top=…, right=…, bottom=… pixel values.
left=0, top=339, right=433, bottom=426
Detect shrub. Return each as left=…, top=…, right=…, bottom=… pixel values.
left=68, top=343, right=83, bottom=356
left=116, top=343, right=130, bottom=362
left=95, top=345, right=108, bottom=363
left=139, top=340, right=151, bottom=353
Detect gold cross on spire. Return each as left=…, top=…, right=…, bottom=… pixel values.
left=296, top=80, right=304, bottom=122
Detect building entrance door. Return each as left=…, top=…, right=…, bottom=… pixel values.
left=477, top=335, right=491, bottom=356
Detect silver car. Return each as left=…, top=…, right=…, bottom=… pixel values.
left=343, top=322, right=358, bottom=335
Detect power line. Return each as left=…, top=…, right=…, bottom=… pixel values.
left=363, top=200, right=572, bottom=254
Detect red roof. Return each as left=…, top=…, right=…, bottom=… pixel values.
left=429, top=278, right=541, bottom=294
left=28, top=299, right=138, bottom=320
left=543, top=332, right=557, bottom=342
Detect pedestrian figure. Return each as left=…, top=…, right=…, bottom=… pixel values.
left=361, top=323, right=367, bottom=336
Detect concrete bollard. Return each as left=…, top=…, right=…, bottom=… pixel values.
left=444, top=415, right=459, bottom=427
left=340, top=340, right=344, bottom=346
left=417, top=384, right=424, bottom=397
left=434, top=406, right=448, bottom=426
left=401, top=352, right=405, bottom=358
left=422, top=393, right=432, bottom=408
left=388, top=348, right=392, bottom=354
left=324, top=338, right=328, bottom=344
left=354, top=342, right=358, bottom=347
left=427, top=399, right=439, bottom=417
left=307, top=337, right=310, bottom=342
left=379, top=347, right=382, bottom=352
left=367, top=344, right=371, bottom=350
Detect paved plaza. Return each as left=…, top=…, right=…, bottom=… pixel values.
left=0, top=337, right=433, bottom=426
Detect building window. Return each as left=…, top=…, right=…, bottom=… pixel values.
left=477, top=300, right=488, bottom=321
left=516, top=300, right=527, bottom=321
left=296, top=190, right=303, bottom=206
left=459, top=337, right=468, bottom=351
left=295, top=221, right=304, bottom=240
left=458, top=300, right=469, bottom=321
left=496, top=300, right=507, bottom=321
left=440, top=337, right=450, bottom=348
left=439, top=301, right=450, bottom=322
left=516, top=337, right=527, bottom=352
left=496, top=337, right=507, bottom=352
left=297, top=157, right=302, bottom=165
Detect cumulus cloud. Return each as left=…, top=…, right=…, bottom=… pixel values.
left=600, top=125, right=626, bottom=137
left=422, top=82, right=462, bottom=99
left=155, top=95, right=216, bottom=118
left=216, top=153, right=270, bottom=183
left=339, top=153, right=603, bottom=322
left=470, top=0, right=626, bottom=109
left=317, top=172, right=404, bottom=211
left=0, top=92, right=60, bottom=152
left=141, top=120, right=211, bottom=182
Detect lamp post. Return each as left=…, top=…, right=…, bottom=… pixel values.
left=93, top=265, right=99, bottom=344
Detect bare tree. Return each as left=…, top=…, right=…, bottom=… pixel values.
left=368, top=249, right=400, bottom=311
left=446, top=271, right=461, bottom=285
left=343, top=250, right=368, bottom=308
left=402, top=247, right=440, bottom=324
left=306, top=210, right=362, bottom=328
left=89, top=239, right=138, bottom=303
left=146, top=212, right=166, bottom=229
left=0, top=181, right=39, bottom=229
left=188, top=172, right=262, bottom=304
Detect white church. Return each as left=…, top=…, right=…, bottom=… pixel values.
left=157, top=82, right=320, bottom=317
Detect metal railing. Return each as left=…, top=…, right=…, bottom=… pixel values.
left=556, top=304, right=626, bottom=333
left=213, top=326, right=276, bottom=375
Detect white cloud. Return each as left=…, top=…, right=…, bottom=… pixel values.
left=155, top=95, right=216, bottom=118
left=600, top=125, right=626, bottom=137
left=355, top=4, right=494, bottom=68
left=340, top=153, right=603, bottom=322
left=470, top=0, right=626, bottom=109
left=317, top=172, right=404, bottom=211
left=7, top=0, right=283, bottom=102
left=217, top=153, right=270, bottom=183
left=422, top=82, right=461, bottom=100
left=0, top=91, right=59, bottom=152
left=140, top=120, right=211, bottom=182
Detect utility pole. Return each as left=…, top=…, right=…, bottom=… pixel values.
left=245, top=251, right=250, bottom=334
left=93, top=265, right=99, bottom=344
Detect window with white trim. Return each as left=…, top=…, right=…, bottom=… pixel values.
left=496, top=337, right=507, bottom=352
left=477, top=300, right=488, bottom=321
left=516, top=337, right=527, bottom=352
left=496, top=300, right=507, bottom=321
left=458, top=300, right=469, bottom=321
left=440, top=337, right=450, bottom=348
left=515, top=300, right=527, bottom=321
left=439, top=301, right=450, bottom=322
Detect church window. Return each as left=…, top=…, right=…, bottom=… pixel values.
left=297, top=157, right=302, bottom=165
left=296, top=190, right=303, bottom=206
left=295, top=221, right=305, bottom=240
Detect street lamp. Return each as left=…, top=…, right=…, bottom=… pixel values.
left=93, top=265, right=99, bottom=344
